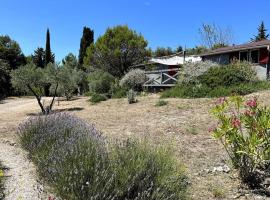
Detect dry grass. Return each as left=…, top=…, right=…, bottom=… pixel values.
left=2, top=91, right=270, bottom=199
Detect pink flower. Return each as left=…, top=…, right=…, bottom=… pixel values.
left=246, top=98, right=257, bottom=108
left=231, top=118, right=241, bottom=128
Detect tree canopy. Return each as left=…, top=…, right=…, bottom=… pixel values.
left=78, top=27, right=94, bottom=66
left=84, top=25, right=148, bottom=77
left=251, top=21, right=269, bottom=42
left=45, top=29, right=55, bottom=65
left=32, top=47, right=45, bottom=68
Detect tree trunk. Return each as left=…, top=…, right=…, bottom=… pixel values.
left=27, top=85, right=46, bottom=114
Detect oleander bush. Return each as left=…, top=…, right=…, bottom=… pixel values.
left=210, top=96, right=270, bottom=194
left=120, top=69, right=148, bottom=91
left=18, top=113, right=188, bottom=200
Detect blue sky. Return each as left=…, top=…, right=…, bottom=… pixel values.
left=1, top=0, right=270, bottom=61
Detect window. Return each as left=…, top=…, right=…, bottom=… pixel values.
left=240, top=51, right=248, bottom=61
left=250, top=50, right=259, bottom=63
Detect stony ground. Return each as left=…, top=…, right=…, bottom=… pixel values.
left=1, top=93, right=270, bottom=199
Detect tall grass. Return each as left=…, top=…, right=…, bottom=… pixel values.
left=18, top=113, right=188, bottom=200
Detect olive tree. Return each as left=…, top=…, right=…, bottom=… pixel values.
left=11, top=63, right=59, bottom=114
left=51, top=65, right=82, bottom=101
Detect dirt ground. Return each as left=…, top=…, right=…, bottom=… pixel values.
left=1, top=93, right=270, bottom=199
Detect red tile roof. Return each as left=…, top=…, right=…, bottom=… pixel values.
left=200, top=40, right=270, bottom=57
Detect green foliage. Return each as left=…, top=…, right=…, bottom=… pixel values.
left=45, top=29, right=55, bottom=65
left=163, top=61, right=265, bottom=98
left=51, top=65, right=82, bottom=100
left=119, top=69, right=148, bottom=91
left=11, top=63, right=61, bottom=113
left=62, top=53, right=78, bottom=69
left=0, top=35, right=26, bottom=97
left=251, top=21, right=269, bottom=42
left=18, top=113, right=188, bottom=200
left=211, top=96, right=270, bottom=190
left=198, top=61, right=257, bottom=88
left=155, top=99, right=168, bottom=107
left=84, top=25, right=148, bottom=77
left=161, top=81, right=270, bottom=98
left=87, top=70, right=115, bottom=94
left=32, top=47, right=45, bottom=68
left=110, top=79, right=128, bottom=98
left=89, top=93, right=108, bottom=104
left=0, top=162, right=4, bottom=200
left=127, top=89, right=137, bottom=104
left=79, top=27, right=94, bottom=66
left=0, top=59, right=10, bottom=99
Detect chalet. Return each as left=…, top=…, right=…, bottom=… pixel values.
left=200, top=40, right=270, bottom=78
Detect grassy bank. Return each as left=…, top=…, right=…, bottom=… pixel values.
left=161, top=81, right=270, bottom=99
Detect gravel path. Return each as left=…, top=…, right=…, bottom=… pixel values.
left=0, top=140, right=44, bottom=200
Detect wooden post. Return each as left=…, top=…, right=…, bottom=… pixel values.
left=183, top=45, right=186, bottom=64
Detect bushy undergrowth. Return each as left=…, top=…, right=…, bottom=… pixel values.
left=155, top=99, right=168, bottom=107
left=210, top=96, right=270, bottom=194
left=0, top=163, right=4, bottom=200
left=161, top=81, right=270, bottom=98
left=162, top=61, right=269, bottom=98
left=87, top=70, right=115, bottom=95
left=18, top=113, right=188, bottom=200
left=120, top=69, right=148, bottom=91
left=89, top=93, right=108, bottom=104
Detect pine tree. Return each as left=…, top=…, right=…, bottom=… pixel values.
left=45, top=28, right=54, bottom=65
left=32, top=47, right=45, bottom=68
left=252, top=21, right=269, bottom=42
left=78, top=26, right=94, bottom=66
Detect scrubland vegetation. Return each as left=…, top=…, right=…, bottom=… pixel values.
left=2, top=21, right=270, bottom=199
left=0, top=163, right=4, bottom=200
left=162, top=61, right=270, bottom=98
left=19, top=113, right=188, bottom=200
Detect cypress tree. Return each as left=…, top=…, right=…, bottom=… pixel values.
left=252, top=21, right=269, bottom=42
left=78, top=26, right=94, bottom=66
left=45, top=28, right=54, bottom=65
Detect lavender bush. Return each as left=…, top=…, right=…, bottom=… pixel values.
left=18, top=113, right=188, bottom=200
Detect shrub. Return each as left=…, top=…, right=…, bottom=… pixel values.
left=18, top=113, right=188, bottom=200
left=198, top=61, right=257, bottom=88
left=120, top=69, right=148, bottom=91
left=0, top=162, right=4, bottom=200
left=161, top=81, right=270, bottom=99
left=89, top=93, right=107, bottom=104
left=155, top=99, right=168, bottom=107
left=210, top=96, right=270, bottom=192
left=127, top=89, right=137, bottom=104
left=109, top=79, right=128, bottom=98
left=87, top=70, right=115, bottom=94
left=179, top=61, right=220, bottom=85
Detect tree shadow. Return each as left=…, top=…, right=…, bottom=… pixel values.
left=27, top=107, right=84, bottom=116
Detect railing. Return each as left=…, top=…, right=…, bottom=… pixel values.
left=143, top=68, right=180, bottom=87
